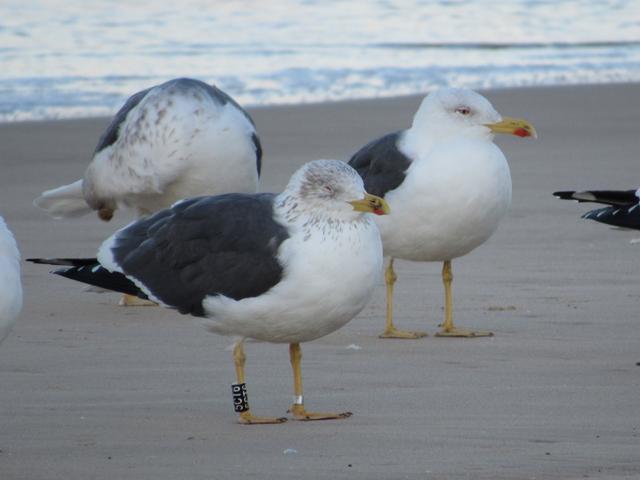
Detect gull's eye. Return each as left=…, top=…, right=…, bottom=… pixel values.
left=455, top=106, right=471, bottom=115
left=323, top=185, right=334, bottom=195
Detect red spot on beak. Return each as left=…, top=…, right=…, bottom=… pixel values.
left=513, top=128, right=530, bottom=138
left=373, top=208, right=385, bottom=216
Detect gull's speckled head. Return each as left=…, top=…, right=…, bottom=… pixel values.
left=282, top=160, right=389, bottom=218
left=294, top=160, right=363, bottom=200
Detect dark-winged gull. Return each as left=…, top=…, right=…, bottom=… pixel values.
left=554, top=189, right=640, bottom=230
left=34, top=77, right=262, bottom=221
left=349, top=87, right=536, bottom=339
left=0, top=216, right=22, bottom=344
left=29, top=160, right=389, bottom=424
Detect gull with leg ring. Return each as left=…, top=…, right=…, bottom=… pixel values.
left=288, top=343, right=352, bottom=421
left=29, top=160, right=387, bottom=424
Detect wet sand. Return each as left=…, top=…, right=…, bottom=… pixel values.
left=1, top=83, right=639, bottom=479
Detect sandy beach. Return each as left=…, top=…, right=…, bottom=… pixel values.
left=1, top=83, right=639, bottom=479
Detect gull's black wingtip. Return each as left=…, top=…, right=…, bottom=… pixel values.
left=553, top=191, right=577, bottom=200
left=26, top=257, right=98, bottom=266
left=553, top=189, right=639, bottom=206
left=50, top=263, right=148, bottom=299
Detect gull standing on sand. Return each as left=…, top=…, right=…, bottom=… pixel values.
left=554, top=189, right=640, bottom=230
left=29, top=160, right=389, bottom=424
left=349, top=87, right=536, bottom=338
left=0, top=216, right=22, bottom=345
left=34, top=77, right=262, bottom=222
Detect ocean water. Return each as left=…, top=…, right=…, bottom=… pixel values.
left=1, top=0, right=639, bottom=122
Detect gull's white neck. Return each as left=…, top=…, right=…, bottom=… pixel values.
left=275, top=192, right=366, bottom=227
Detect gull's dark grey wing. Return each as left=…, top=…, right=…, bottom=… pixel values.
left=28, top=193, right=290, bottom=317
left=348, top=132, right=412, bottom=198
left=106, top=193, right=289, bottom=316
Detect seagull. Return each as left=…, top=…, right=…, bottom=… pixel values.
left=34, top=77, right=262, bottom=222
left=29, top=160, right=389, bottom=424
left=34, top=77, right=262, bottom=306
left=553, top=189, right=640, bottom=230
left=349, top=87, right=536, bottom=339
left=0, top=216, right=22, bottom=345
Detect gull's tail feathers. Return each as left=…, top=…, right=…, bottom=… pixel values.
left=33, top=180, right=93, bottom=218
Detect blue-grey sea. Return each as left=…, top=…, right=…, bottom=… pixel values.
left=1, top=0, right=639, bottom=122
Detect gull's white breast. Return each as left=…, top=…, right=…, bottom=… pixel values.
left=203, top=217, right=383, bottom=343
left=376, top=138, right=512, bottom=261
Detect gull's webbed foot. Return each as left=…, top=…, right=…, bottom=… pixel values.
left=288, top=404, right=352, bottom=421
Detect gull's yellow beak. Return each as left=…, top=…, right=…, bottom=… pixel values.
left=349, top=193, right=390, bottom=216
left=486, top=117, right=537, bottom=139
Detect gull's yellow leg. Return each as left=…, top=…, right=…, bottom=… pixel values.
left=119, top=294, right=157, bottom=307
left=435, top=260, right=493, bottom=338
left=232, top=341, right=287, bottom=425
left=288, top=343, right=352, bottom=421
left=379, top=258, right=428, bottom=339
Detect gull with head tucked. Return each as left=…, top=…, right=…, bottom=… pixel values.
left=33, top=77, right=262, bottom=306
